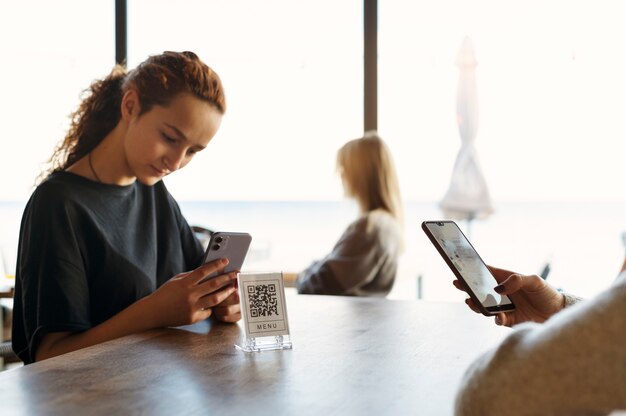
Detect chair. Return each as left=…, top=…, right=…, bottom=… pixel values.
left=0, top=340, right=18, bottom=368
left=191, top=225, right=214, bottom=250
left=1, top=303, right=19, bottom=369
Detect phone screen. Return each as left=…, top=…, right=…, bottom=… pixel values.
left=423, top=221, right=513, bottom=312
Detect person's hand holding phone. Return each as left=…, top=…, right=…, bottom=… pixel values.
left=208, top=266, right=242, bottom=324
left=212, top=289, right=241, bottom=323
left=144, top=258, right=239, bottom=328
left=454, top=265, right=566, bottom=327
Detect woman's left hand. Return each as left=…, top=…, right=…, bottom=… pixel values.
left=212, top=286, right=241, bottom=323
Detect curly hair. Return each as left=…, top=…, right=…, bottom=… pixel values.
left=42, top=51, right=226, bottom=181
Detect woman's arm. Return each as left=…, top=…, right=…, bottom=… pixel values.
left=35, top=260, right=237, bottom=362
left=455, top=274, right=626, bottom=415
left=296, top=221, right=379, bottom=295
left=296, top=213, right=400, bottom=296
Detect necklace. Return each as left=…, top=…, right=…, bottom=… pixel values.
left=88, top=152, right=102, bottom=183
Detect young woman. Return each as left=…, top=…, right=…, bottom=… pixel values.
left=12, top=51, right=240, bottom=364
left=295, top=131, right=404, bottom=297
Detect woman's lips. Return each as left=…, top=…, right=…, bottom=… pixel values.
left=151, top=165, right=167, bottom=176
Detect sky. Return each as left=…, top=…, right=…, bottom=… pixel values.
left=1, top=0, right=626, bottom=203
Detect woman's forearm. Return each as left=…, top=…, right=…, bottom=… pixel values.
left=35, top=264, right=238, bottom=362
left=455, top=280, right=626, bottom=415
left=35, top=296, right=157, bottom=362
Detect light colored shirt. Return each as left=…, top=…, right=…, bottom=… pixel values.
left=296, top=209, right=402, bottom=297
left=455, top=271, right=626, bottom=415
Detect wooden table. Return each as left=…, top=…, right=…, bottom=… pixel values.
left=0, top=291, right=509, bottom=415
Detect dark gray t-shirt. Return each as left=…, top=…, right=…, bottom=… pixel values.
left=12, top=172, right=204, bottom=364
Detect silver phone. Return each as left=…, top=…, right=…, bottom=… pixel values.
left=200, top=231, right=252, bottom=282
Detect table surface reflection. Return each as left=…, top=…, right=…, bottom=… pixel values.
left=0, top=291, right=509, bottom=415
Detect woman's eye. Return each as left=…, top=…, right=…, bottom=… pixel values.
left=162, top=133, right=177, bottom=144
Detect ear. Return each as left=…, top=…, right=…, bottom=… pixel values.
left=121, top=89, right=141, bottom=120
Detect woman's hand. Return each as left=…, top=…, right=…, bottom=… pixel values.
left=453, top=265, right=565, bottom=327
left=212, top=289, right=242, bottom=323
left=145, top=258, right=238, bottom=328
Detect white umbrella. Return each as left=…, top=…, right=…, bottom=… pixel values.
left=440, top=36, right=493, bottom=237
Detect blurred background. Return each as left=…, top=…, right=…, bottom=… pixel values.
left=1, top=0, right=626, bottom=304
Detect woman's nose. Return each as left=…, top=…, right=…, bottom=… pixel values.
left=164, top=150, right=186, bottom=172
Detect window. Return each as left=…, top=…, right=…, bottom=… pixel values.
left=128, top=0, right=363, bottom=201
left=0, top=1, right=114, bottom=201
left=379, top=1, right=626, bottom=297
left=0, top=1, right=113, bottom=274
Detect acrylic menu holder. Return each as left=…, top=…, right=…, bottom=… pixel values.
left=235, top=272, right=293, bottom=352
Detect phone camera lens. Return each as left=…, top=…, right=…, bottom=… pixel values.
left=212, top=244, right=221, bottom=250
left=215, top=236, right=224, bottom=243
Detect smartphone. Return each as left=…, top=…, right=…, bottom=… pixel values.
left=200, top=231, right=252, bottom=282
left=421, top=220, right=515, bottom=316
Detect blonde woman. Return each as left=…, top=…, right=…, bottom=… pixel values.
left=295, top=131, right=404, bottom=297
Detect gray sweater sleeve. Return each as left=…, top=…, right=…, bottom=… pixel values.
left=295, top=211, right=400, bottom=296
left=455, top=272, right=626, bottom=415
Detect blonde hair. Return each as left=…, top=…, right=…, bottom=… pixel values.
left=337, top=131, right=403, bottom=224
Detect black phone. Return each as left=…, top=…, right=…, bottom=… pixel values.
left=200, top=231, right=252, bottom=282
left=421, top=220, right=515, bottom=316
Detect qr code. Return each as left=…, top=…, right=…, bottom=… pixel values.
left=247, top=284, right=279, bottom=317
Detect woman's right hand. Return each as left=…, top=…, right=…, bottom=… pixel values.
left=145, top=258, right=238, bottom=328
left=453, top=265, right=565, bottom=327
